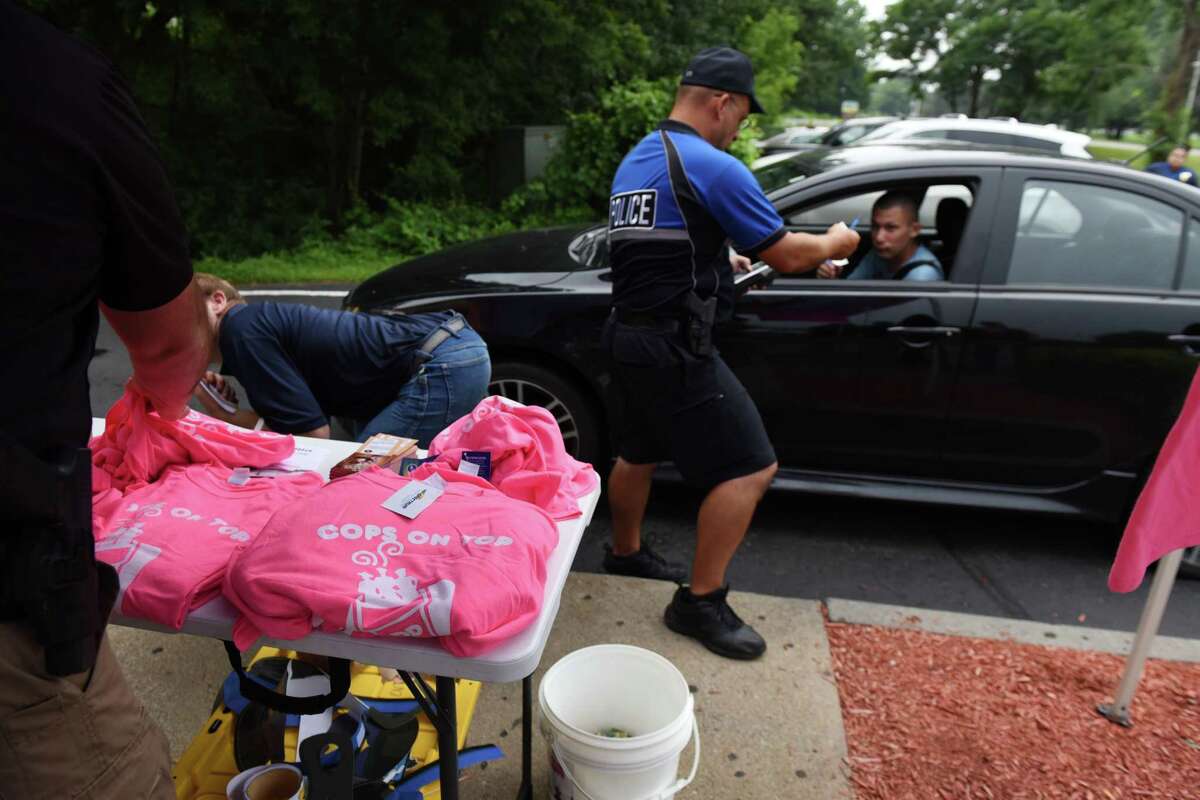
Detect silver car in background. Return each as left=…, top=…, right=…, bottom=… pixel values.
left=857, top=117, right=1093, bottom=159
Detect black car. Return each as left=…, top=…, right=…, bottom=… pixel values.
left=346, top=143, right=1200, bottom=523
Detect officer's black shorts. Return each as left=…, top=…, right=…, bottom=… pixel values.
left=605, top=320, right=776, bottom=490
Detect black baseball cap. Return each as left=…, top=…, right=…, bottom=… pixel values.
left=680, top=46, right=765, bottom=114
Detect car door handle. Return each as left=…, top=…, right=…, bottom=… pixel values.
left=887, top=325, right=961, bottom=337
left=1168, top=333, right=1200, bottom=357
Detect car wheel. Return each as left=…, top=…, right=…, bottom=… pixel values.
left=488, top=361, right=607, bottom=469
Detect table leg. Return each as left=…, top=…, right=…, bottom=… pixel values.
left=517, top=674, right=533, bottom=800
left=436, top=676, right=459, bottom=800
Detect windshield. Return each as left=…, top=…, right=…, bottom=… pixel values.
left=820, top=121, right=887, bottom=147
left=753, top=154, right=820, bottom=194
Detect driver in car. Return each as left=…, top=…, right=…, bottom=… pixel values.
left=819, top=191, right=944, bottom=281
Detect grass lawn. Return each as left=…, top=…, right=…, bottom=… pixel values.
left=196, top=240, right=400, bottom=287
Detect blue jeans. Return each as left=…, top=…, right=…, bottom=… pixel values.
left=354, top=327, right=491, bottom=448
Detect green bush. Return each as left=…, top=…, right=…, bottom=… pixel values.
left=527, top=76, right=762, bottom=215
left=199, top=196, right=596, bottom=285
left=536, top=77, right=675, bottom=213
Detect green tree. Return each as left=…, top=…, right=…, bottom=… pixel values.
left=869, top=78, right=914, bottom=115
left=1151, top=0, right=1200, bottom=143
left=876, top=0, right=1151, bottom=124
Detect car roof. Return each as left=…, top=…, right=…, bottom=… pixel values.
left=866, top=117, right=1090, bottom=145
left=755, top=142, right=1200, bottom=203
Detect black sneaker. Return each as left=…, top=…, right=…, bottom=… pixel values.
left=663, top=585, right=766, bottom=660
left=602, top=543, right=687, bottom=583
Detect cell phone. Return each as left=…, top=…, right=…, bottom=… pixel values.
left=734, top=263, right=774, bottom=289
left=197, top=379, right=238, bottom=414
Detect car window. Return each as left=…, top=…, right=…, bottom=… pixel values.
left=1011, top=135, right=1060, bottom=153
left=787, top=130, right=823, bottom=145
left=1007, top=180, right=1183, bottom=290
left=788, top=191, right=883, bottom=227
left=1181, top=218, right=1200, bottom=292
left=823, top=124, right=873, bottom=147
left=908, top=130, right=948, bottom=140
left=788, top=184, right=973, bottom=229
left=946, top=130, right=1013, bottom=147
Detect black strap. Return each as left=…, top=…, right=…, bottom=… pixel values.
left=893, top=259, right=942, bottom=281
left=222, top=640, right=352, bottom=716
left=300, top=729, right=356, bottom=800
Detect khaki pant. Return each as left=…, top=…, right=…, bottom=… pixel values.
left=0, top=623, right=174, bottom=800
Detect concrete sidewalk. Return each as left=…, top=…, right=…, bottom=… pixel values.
left=110, top=572, right=851, bottom=799
left=107, top=572, right=1200, bottom=799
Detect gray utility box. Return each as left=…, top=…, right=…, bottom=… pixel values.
left=489, top=125, right=564, bottom=202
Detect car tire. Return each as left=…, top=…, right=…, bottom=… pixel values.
left=488, top=361, right=608, bottom=470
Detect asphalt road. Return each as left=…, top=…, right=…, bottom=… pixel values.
left=88, top=291, right=1200, bottom=639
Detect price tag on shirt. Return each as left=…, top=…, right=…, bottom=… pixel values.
left=382, top=476, right=445, bottom=519
left=460, top=450, right=492, bottom=480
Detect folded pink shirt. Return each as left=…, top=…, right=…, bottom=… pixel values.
left=1110, top=366, right=1200, bottom=591
left=223, top=465, right=560, bottom=656
left=91, top=384, right=295, bottom=493
left=94, top=465, right=324, bottom=629
left=430, top=396, right=599, bottom=519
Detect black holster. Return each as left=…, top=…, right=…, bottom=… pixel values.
left=682, top=291, right=717, bottom=357
left=0, top=441, right=114, bottom=676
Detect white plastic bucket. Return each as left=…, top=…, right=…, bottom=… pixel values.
left=539, top=645, right=699, bottom=800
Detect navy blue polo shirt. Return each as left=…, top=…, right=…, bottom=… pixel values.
left=1145, top=161, right=1199, bottom=187
left=219, top=303, right=453, bottom=433
left=608, top=120, right=786, bottom=317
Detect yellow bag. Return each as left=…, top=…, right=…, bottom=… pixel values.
left=173, top=646, right=482, bottom=800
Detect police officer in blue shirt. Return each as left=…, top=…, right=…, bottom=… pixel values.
left=1145, top=144, right=1199, bottom=188
left=601, top=47, right=859, bottom=659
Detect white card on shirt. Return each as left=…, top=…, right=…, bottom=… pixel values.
left=457, top=460, right=480, bottom=476
left=382, top=478, right=444, bottom=519
left=269, top=444, right=327, bottom=473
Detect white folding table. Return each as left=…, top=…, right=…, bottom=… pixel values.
left=94, top=421, right=600, bottom=800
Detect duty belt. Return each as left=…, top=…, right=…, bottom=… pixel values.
left=416, top=314, right=466, bottom=356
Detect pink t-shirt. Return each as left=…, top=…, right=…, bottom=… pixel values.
left=223, top=465, right=560, bottom=656
left=91, top=384, right=296, bottom=493
left=430, top=396, right=599, bottom=519
left=94, top=464, right=323, bottom=628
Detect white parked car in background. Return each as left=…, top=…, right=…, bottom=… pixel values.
left=856, top=117, right=1093, bottom=159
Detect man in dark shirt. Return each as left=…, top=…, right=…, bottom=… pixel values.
left=1145, top=145, right=1199, bottom=187
left=193, top=274, right=490, bottom=447
left=602, top=47, right=858, bottom=659
left=1, top=3, right=210, bottom=797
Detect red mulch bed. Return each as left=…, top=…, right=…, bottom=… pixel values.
left=826, top=622, right=1200, bottom=799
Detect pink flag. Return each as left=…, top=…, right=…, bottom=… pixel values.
left=1109, top=367, right=1200, bottom=592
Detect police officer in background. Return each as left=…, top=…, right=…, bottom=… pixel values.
left=601, top=47, right=859, bottom=659
left=1, top=3, right=211, bottom=797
